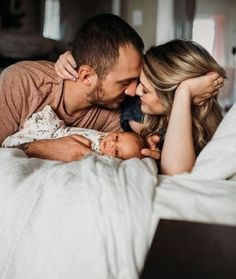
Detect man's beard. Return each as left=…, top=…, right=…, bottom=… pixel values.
left=87, top=81, right=121, bottom=110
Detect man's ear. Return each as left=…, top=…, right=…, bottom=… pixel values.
left=78, top=65, right=98, bottom=87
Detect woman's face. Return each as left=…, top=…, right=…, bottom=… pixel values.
left=136, top=70, right=166, bottom=115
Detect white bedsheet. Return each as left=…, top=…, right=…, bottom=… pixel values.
left=1, top=103, right=236, bottom=279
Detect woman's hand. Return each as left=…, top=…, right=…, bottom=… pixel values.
left=128, top=120, right=143, bottom=134
left=177, top=72, right=224, bottom=105
left=141, top=134, right=161, bottom=160
left=54, top=51, right=78, bottom=80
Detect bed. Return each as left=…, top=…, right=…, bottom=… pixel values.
left=0, top=103, right=236, bottom=279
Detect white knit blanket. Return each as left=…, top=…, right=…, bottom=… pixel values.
left=1, top=103, right=236, bottom=279
left=0, top=150, right=157, bottom=279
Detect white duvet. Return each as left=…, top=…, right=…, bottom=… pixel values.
left=1, top=103, right=236, bottom=279
left=0, top=150, right=157, bottom=279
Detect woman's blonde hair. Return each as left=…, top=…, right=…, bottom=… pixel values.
left=141, top=39, right=227, bottom=154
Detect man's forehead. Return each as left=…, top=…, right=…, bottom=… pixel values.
left=116, top=44, right=142, bottom=68
left=103, top=45, right=142, bottom=82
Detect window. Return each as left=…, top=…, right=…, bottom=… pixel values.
left=43, top=0, right=60, bottom=40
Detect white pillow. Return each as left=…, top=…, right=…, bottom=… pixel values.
left=191, top=102, right=236, bottom=179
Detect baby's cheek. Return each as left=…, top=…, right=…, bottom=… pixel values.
left=105, top=148, right=114, bottom=156
left=99, top=140, right=112, bottom=156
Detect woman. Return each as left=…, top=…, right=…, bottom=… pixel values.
left=54, top=39, right=226, bottom=174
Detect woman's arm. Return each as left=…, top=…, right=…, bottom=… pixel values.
left=161, top=83, right=195, bottom=175
left=161, top=73, right=224, bottom=175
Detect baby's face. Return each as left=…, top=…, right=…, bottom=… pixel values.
left=99, top=132, right=143, bottom=160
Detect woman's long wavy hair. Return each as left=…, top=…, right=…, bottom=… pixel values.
left=141, top=39, right=227, bottom=154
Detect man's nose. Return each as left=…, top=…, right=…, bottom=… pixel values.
left=124, top=80, right=138, bottom=96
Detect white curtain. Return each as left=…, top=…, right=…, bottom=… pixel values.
left=212, top=14, right=225, bottom=65
left=173, top=0, right=196, bottom=39
left=156, top=0, right=174, bottom=45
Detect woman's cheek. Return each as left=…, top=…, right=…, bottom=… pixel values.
left=140, top=103, right=150, bottom=114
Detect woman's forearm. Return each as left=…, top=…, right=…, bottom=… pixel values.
left=129, top=120, right=143, bottom=134
left=161, top=86, right=196, bottom=175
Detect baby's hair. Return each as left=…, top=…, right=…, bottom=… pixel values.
left=126, top=132, right=146, bottom=159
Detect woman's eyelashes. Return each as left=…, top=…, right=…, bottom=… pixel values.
left=142, top=89, right=148, bottom=94
left=140, top=84, right=148, bottom=94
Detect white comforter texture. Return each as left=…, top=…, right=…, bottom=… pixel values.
left=1, top=103, right=236, bottom=279
left=0, top=149, right=157, bottom=279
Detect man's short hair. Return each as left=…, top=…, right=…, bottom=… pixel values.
left=72, top=13, right=144, bottom=79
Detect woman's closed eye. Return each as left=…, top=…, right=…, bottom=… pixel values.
left=142, top=89, right=148, bottom=94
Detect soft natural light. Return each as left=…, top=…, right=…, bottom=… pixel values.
left=192, top=18, right=215, bottom=54
left=43, top=0, right=61, bottom=40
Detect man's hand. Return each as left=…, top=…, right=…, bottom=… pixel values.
left=54, top=51, right=78, bottom=81
left=19, top=135, right=93, bottom=162
left=141, top=134, right=161, bottom=160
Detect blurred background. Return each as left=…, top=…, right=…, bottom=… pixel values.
left=0, top=0, right=236, bottom=109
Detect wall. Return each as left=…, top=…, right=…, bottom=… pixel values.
left=60, top=0, right=112, bottom=44
left=0, top=0, right=43, bottom=33
left=195, top=0, right=236, bottom=104
left=195, top=0, right=236, bottom=67
left=121, top=0, right=157, bottom=50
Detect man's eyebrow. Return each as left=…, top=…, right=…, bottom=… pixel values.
left=117, top=77, right=138, bottom=83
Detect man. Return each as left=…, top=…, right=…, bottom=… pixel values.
left=0, top=14, right=153, bottom=162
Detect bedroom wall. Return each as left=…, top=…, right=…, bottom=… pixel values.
left=0, top=0, right=112, bottom=67
left=60, top=0, right=112, bottom=44
left=194, top=0, right=236, bottom=106
left=0, top=0, right=43, bottom=33
left=195, top=0, right=236, bottom=67
left=121, top=0, right=157, bottom=50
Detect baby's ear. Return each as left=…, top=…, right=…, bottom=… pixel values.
left=78, top=65, right=98, bottom=87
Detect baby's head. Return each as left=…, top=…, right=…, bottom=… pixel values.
left=99, top=132, right=145, bottom=160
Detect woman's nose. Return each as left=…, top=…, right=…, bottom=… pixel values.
left=136, top=84, right=144, bottom=97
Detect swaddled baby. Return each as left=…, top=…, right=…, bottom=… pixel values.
left=2, top=105, right=145, bottom=160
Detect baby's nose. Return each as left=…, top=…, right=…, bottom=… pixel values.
left=109, top=140, right=116, bottom=148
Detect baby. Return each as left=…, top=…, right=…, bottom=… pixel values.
left=2, top=105, right=145, bottom=160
